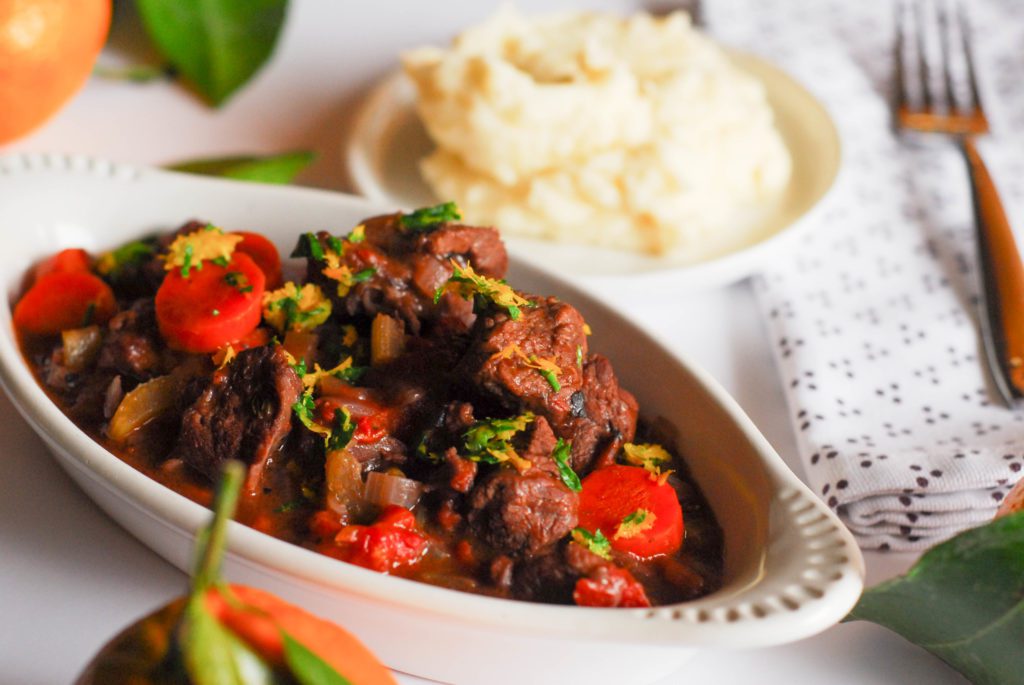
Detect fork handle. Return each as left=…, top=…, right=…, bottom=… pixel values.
left=962, top=137, right=1024, bottom=401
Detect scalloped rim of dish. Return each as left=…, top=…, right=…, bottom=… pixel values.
left=0, top=153, right=862, bottom=650
left=345, top=49, right=843, bottom=287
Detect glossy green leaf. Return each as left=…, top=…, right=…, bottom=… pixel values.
left=135, top=0, right=288, bottom=106
left=168, top=151, right=315, bottom=185
left=282, top=630, right=354, bottom=685
left=846, top=511, right=1024, bottom=685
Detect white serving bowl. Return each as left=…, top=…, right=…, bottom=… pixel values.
left=0, top=154, right=863, bottom=685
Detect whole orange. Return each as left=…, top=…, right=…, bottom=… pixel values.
left=0, top=0, right=111, bottom=144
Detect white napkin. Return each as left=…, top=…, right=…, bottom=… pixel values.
left=707, top=0, right=1024, bottom=549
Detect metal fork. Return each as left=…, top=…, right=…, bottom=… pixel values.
left=894, top=0, right=1024, bottom=406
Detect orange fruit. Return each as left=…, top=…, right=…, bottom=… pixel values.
left=0, top=0, right=111, bottom=144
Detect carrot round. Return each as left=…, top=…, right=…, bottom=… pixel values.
left=206, top=584, right=397, bottom=685
left=234, top=231, right=282, bottom=289
left=33, top=247, right=92, bottom=283
left=578, top=464, right=684, bottom=558
left=155, top=252, right=265, bottom=353
left=13, top=271, right=116, bottom=336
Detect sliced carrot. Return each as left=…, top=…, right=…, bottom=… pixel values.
left=155, top=252, right=265, bottom=353
left=32, top=248, right=92, bottom=283
left=206, top=584, right=397, bottom=685
left=578, top=464, right=684, bottom=559
left=234, top=231, right=282, bottom=289
left=13, top=271, right=116, bottom=336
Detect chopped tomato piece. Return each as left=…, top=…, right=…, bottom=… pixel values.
left=32, top=248, right=91, bottom=283
left=309, top=509, right=345, bottom=540
left=578, top=464, right=684, bottom=559
left=155, top=252, right=265, bottom=353
left=14, top=271, right=116, bottom=336
left=574, top=566, right=651, bottom=608
left=234, top=231, right=282, bottom=289
left=354, top=415, right=386, bottom=443
left=330, top=505, right=426, bottom=573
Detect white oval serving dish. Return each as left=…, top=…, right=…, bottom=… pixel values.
left=0, top=154, right=862, bottom=685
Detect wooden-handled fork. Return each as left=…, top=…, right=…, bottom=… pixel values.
left=894, top=0, right=1023, bottom=406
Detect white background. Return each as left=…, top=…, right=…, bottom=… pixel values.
left=0, top=1, right=969, bottom=683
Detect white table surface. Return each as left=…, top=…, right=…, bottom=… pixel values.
left=0, top=1, right=970, bottom=683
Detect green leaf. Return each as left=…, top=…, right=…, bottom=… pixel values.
left=180, top=592, right=276, bottom=685
left=282, top=630, right=354, bottom=685
left=135, top=0, right=288, bottom=106
left=846, top=511, right=1024, bottom=685
left=168, top=151, right=315, bottom=185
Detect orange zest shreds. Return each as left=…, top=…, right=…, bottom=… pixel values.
left=583, top=323, right=592, bottom=336
left=613, top=509, right=656, bottom=540
left=164, top=225, right=243, bottom=276
left=213, top=344, right=237, bottom=368
left=341, top=324, right=359, bottom=347
left=654, top=469, right=674, bottom=486
left=348, top=224, right=366, bottom=243
left=440, top=259, right=532, bottom=319
left=622, top=442, right=672, bottom=476
left=262, top=282, right=332, bottom=333
left=300, top=357, right=355, bottom=391
left=490, top=343, right=563, bottom=392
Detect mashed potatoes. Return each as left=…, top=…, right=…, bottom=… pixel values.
left=402, top=8, right=792, bottom=257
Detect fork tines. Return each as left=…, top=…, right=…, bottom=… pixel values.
left=893, top=0, right=988, bottom=135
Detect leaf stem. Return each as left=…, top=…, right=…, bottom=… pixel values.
left=191, top=460, right=246, bottom=595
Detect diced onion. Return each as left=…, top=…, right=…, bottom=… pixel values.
left=60, top=325, right=102, bottom=372
left=370, top=313, right=404, bottom=367
left=363, top=471, right=424, bottom=510
left=283, top=329, right=318, bottom=367
left=107, top=374, right=181, bottom=442
left=325, top=448, right=365, bottom=519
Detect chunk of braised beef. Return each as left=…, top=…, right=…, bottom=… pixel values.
left=562, top=354, right=639, bottom=472
left=458, top=297, right=587, bottom=427
left=457, top=297, right=637, bottom=473
left=512, top=541, right=625, bottom=603
left=516, top=415, right=559, bottom=477
left=96, top=298, right=166, bottom=382
left=444, top=446, right=478, bottom=494
left=467, top=468, right=578, bottom=558
left=298, top=216, right=507, bottom=335
left=175, top=345, right=302, bottom=482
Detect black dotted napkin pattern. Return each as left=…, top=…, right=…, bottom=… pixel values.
left=710, top=0, right=1024, bottom=549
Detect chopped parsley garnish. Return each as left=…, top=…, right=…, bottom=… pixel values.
left=223, top=271, right=254, bottom=293
left=164, top=225, right=242, bottom=277
left=335, top=364, right=367, bottom=383
left=211, top=309, right=220, bottom=317
left=290, top=231, right=330, bottom=261
left=180, top=243, right=194, bottom=277
left=292, top=391, right=328, bottom=437
left=463, top=413, right=534, bottom=472
left=353, top=267, right=376, bottom=282
left=347, top=224, right=366, bottom=243
left=398, top=202, right=461, bottom=232
left=552, top=439, right=580, bottom=492
left=275, top=500, right=304, bottom=513
left=96, top=240, right=155, bottom=277
left=576, top=345, right=583, bottom=369
left=571, top=527, right=612, bottom=560
left=438, top=259, right=533, bottom=320
left=326, top=407, right=355, bottom=451
left=262, top=282, right=332, bottom=333
left=614, top=509, right=656, bottom=540
left=327, top=235, right=345, bottom=255
left=290, top=358, right=307, bottom=377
